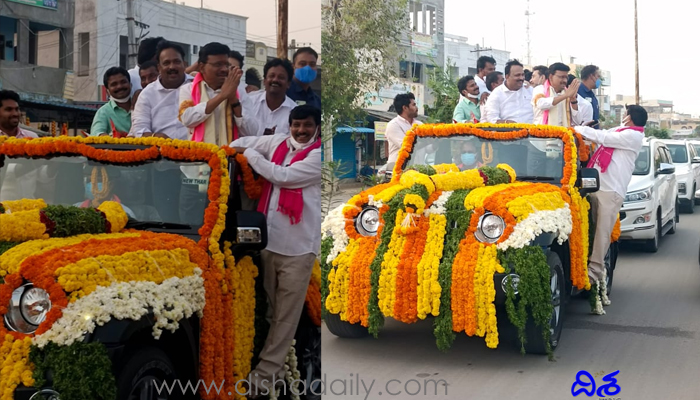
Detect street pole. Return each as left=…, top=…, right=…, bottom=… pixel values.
left=277, top=0, right=288, bottom=59
left=126, top=0, right=137, bottom=69
left=634, top=0, right=640, bottom=105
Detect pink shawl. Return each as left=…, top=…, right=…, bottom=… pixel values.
left=587, top=126, right=645, bottom=172
left=257, top=138, right=321, bottom=224
left=190, top=72, right=239, bottom=142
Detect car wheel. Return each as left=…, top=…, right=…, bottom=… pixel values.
left=644, top=213, right=661, bottom=253
left=523, top=251, right=565, bottom=355
left=687, top=195, right=695, bottom=214
left=324, top=312, right=369, bottom=338
left=295, top=312, right=322, bottom=400
left=116, top=347, right=179, bottom=400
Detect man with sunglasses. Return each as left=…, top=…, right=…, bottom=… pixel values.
left=179, top=42, right=243, bottom=145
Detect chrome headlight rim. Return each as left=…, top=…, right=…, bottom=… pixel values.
left=4, top=283, right=51, bottom=334
left=624, top=187, right=652, bottom=203
left=475, top=212, right=505, bottom=243
left=355, top=206, right=380, bottom=237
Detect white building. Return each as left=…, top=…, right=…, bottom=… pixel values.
left=73, top=0, right=247, bottom=102
left=444, top=34, right=511, bottom=78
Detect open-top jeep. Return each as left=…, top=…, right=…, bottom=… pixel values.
left=0, top=136, right=321, bottom=400
left=321, top=123, right=620, bottom=356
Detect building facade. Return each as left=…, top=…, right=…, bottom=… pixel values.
left=72, top=0, right=247, bottom=101
left=444, top=34, right=510, bottom=79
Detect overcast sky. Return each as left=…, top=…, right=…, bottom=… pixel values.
left=445, top=0, right=696, bottom=115
left=179, top=0, right=321, bottom=50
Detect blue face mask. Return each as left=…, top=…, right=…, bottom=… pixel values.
left=85, top=182, right=103, bottom=200
left=461, top=153, right=476, bottom=166
left=595, top=78, right=601, bottom=89
left=294, top=66, right=317, bottom=84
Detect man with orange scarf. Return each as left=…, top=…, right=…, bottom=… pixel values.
left=231, top=105, right=321, bottom=398
left=178, top=42, right=243, bottom=146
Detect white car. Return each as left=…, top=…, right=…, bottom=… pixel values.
left=619, top=138, right=678, bottom=252
left=660, top=139, right=700, bottom=213
left=688, top=140, right=700, bottom=201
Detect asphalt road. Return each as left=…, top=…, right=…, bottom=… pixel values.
left=321, top=212, right=700, bottom=400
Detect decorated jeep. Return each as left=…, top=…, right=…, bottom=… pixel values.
left=321, top=123, right=621, bottom=356
left=0, top=136, right=321, bottom=400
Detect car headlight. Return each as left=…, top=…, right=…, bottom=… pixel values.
left=355, top=207, right=380, bottom=236
left=625, top=188, right=652, bottom=202
left=4, top=283, right=51, bottom=334
left=475, top=213, right=505, bottom=243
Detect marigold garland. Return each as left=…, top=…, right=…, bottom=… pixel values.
left=304, top=260, right=323, bottom=327
left=0, top=335, right=34, bottom=400
left=0, top=199, right=46, bottom=213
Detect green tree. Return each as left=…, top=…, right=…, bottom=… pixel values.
left=424, top=59, right=460, bottom=123
left=645, top=126, right=671, bottom=139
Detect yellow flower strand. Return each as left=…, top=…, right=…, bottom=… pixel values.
left=0, top=199, right=46, bottom=213
left=97, top=201, right=129, bottom=232
left=0, top=335, right=34, bottom=400
left=432, top=164, right=459, bottom=174
left=55, top=248, right=199, bottom=301
left=431, top=169, right=485, bottom=192
left=326, top=239, right=360, bottom=318
left=377, top=210, right=408, bottom=317
left=0, top=209, right=48, bottom=242
left=506, top=192, right=567, bottom=221
left=415, top=214, right=447, bottom=319
left=474, top=244, right=504, bottom=348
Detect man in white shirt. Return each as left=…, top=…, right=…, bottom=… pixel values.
left=235, top=58, right=297, bottom=137
left=483, top=59, right=533, bottom=124
left=230, top=105, right=321, bottom=397
left=179, top=42, right=243, bottom=146
left=0, top=90, right=38, bottom=139
left=574, top=105, right=646, bottom=314
left=530, top=65, right=547, bottom=88
left=532, top=63, right=581, bottom=127
left=129, top=41, right=194, bottom=140
left=386, top=92, right=422, bottom=166
left=127, top=36, right=164, bottom=97
left=568, top=74, right=593, bottom=125
left=474, top=56, right=496, bottom=100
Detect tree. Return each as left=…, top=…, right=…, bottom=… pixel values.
left=645, top=126, right=671, bottom=139
left=424, top=59, right=460, bottom=124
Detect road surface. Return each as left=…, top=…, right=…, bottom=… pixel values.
left=320, top=213, right=700, bottom=400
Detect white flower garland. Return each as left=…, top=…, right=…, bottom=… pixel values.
left=33, top=269, right=205, bottom=348
left=496, top=206, right=573, bottom=251
left=425, top=191, right=453, bottom=216
left=269, top=340, right=302, bottom=400
left=321, top=204, right=350, bottom=264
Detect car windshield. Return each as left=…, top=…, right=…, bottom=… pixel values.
left=633, top=146, right=650, bottom=175
left=0, top=155, right=211, bottom=227
left=406, top=135, right=566, bottom=182
left=693, top=144, right=700, bottom=157
left=667, top=144, right=688, bottom=163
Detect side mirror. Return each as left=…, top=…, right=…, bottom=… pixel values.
left=223, top=210, right=268, bottom=257
left=578, top=167, right=600, bottom=195
left=657, top=162, right=675, bottom=175
left=692, top=157, right=700, bottom=164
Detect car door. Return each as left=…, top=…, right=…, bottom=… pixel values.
left=661, top=146, right=676, bottom=222
left=654, top=145, right=670, bottom=223
left=690, top=144, right=700, bottom=192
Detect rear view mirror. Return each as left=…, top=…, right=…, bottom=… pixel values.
left=578, top=168, right=600, bottom=195
left=692, top=157, right=700, bottom=164
left=657, top=163, right=675, bottom=175
left=224, top=210, right=268, bottom=257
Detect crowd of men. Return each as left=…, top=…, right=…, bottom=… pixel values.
left=0, top=36, right=322, bottom=398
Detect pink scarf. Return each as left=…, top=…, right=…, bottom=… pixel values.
left=541, top=79, right=553, bottom=125
left=257, top=137, right=321, bottom=224
left=587, top=126, right=645, bottom=172
left=190, top=72, right=239, bottom=142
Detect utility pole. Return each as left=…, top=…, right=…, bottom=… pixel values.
left=634, top=0, right=640, bottom=105
left=470, top=43, right=493, bottom=58
left=126, top=0, right=137, bottom=69
left=525, top=0, right=534, bottom=66
left=277, top=0, right=288, bottom=59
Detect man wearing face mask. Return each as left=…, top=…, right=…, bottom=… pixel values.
left=578, top=65, right=602, bottom=129
left=230, top=105, right=321, bottom=398
left=574, top=105, right=646, bottom=314
left=90, top=67, right=133, bottom=137
left=456, top=141, right=482, bottom=170
left=286, top=47, right=321, bottom=109
left=453, top=76, right=481, bottom=123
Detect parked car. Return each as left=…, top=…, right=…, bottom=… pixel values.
left=0, top=137, right=321, bottom=400
left=619, top=138, right=678, bottom=252
left=660, top=139, right=700, bottom=212
left=321, top=123, right=619, bottom=356
left=687, top=140, right=700, bottom=201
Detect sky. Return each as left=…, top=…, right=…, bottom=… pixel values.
left=445, top=0, right=698, bottom=116
left=179, top=0, right=321, bottom=50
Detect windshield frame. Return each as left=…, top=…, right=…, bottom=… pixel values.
left=394, top=124, right=586, bottom=188
left=0, top=138, right=230, bottom=239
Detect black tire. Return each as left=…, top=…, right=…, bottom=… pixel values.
left=324, top=312, right=369, bottom=338
left=294, top=312, right=322, bottom=400
left=116, top=347, right=181, bottom=400
left=669, top=207, right=677, bottom=235
left=523, top=251, right=565, bottom=355
left=687, top=197, right=695, bottom=214
left=645, top=213, right=661, bottom=253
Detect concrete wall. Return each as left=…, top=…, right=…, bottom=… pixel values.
left=0, top=0, right=74, bottom=29
left=73, top=0, right=247, bottom=101
left=0, top=59, right=67, bottom=99
left=36, top=30, right=59, bottom=68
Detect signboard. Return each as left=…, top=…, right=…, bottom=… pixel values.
left=411, top=32, right=437, bottom=57
left=374, top=122, right=388, bottom=141
left=7, top=0, right=57, bottom=10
